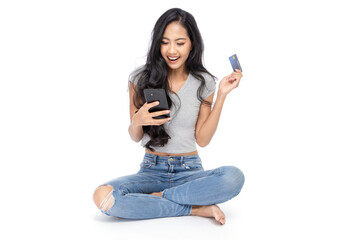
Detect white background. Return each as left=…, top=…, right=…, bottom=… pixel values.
left=1, top=0, right=359, bottom=239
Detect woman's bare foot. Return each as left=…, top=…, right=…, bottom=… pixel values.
left=147, top=193, right=225, bottom=225
left=148, top=192, right=163, bottom=197
left=190, top=204, right=226, bottom=225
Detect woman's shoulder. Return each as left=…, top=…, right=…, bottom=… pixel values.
left=193, top=71, right=217, bottom=99
left=191, top=71, right=216, bottom=84
left=201, top=71, right=216, bottom=88
left=129, top=65, right=146, bottom=86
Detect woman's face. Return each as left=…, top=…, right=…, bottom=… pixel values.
left=160, top=21, right=192, bottom=72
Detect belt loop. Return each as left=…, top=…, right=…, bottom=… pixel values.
left=153, top=154, right=157, bottom=165
left=180, top=156, right=184, bottom=164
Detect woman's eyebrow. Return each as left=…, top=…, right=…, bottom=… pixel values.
left=162, top=37, right=187, bottom=41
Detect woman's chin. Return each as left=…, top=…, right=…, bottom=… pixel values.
left=167, top=63, right=184, bottom=71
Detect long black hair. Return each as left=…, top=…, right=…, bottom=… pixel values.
left=128, top=8, right=217, bottom=152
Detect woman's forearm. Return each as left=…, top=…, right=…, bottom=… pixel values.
left=197, top=92, right=227, bottom=147
left=128, top=115, right=144, bottom=142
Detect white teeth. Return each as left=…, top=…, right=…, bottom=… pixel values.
left=168, top=56, right=179, bottom=61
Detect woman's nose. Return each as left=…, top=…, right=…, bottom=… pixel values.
left=168, top=43, right=177, bottom=54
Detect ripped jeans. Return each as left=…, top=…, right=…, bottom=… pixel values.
left=95, top=152, right=245, bottom=220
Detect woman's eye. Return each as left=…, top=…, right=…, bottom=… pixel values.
left=161, top=42, right=184, bottom=45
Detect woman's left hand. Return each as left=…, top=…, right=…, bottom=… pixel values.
left=218, top=69, right=243, bottom=97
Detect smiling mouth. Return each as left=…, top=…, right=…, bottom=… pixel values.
left=168, top=56, right=180, bottom=63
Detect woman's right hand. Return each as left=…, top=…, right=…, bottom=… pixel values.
left=133, top=101, right=171, bottom=126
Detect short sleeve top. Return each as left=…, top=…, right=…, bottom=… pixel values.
left=129, top=71, right=216, bottom=153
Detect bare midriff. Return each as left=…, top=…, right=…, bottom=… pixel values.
left=145, top=148, right=198, bottom=156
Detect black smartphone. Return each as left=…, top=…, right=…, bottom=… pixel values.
left=143, top=89, right=170, bottom=119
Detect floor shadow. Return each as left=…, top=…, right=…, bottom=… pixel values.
left=93, top=213, right=226, bottom=225
left=93, top=214, right=155, bottom=223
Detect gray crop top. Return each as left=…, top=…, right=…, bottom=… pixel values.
left=129, top=70, right=217, bottom=153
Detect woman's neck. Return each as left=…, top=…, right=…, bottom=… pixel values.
left=168, top=67, right=189, bottom=82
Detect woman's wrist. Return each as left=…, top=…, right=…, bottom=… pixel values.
left=129, top=114, right=144, bottom=142
left=216, top=91, right=227, bottom=101
left=131, top=114, right=142, bottom=128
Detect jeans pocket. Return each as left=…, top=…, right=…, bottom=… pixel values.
left=140, top=159, right=153, bottom=169
left=182, top=162, right=203, bottom=170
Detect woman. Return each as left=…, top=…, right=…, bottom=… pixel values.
left=93, top=8, right=244, bottom=225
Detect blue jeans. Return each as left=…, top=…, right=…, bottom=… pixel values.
left=96, top=152, right=245, bottom=219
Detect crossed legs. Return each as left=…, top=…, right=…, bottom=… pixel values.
left=93, top=166, right=244, bottom=225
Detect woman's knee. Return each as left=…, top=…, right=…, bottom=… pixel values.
left=220, top=166, right=245, bottom=193
left=93, top=185, right=115, bottom=211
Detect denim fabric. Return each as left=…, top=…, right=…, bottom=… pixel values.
left=96, top=152, right=245, bottom=220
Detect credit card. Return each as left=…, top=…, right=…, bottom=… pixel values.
left=229, top=54, right=242, bottom=72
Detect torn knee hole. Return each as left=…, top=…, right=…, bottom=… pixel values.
left=100, top=191, right=114, bottom=211
left=94, top=185, right=115, bottom=212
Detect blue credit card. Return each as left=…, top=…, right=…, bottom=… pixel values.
left=229, top=54, right=242, bottom=72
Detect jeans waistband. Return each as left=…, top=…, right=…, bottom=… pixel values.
left=144, top=152, right=201, bottom=164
